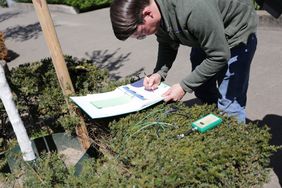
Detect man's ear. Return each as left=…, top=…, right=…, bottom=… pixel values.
left=142, top=6, right=154, bottom=18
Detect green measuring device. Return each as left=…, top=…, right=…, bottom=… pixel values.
left=176, top=113, right=222, bottom=139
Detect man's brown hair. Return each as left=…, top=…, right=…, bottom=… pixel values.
left=110, top=0, right=150, bottom=40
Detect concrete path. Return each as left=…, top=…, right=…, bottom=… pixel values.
left=1, top=6, right=282, bottom=187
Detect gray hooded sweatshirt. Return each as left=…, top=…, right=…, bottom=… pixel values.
left=154, top=0, right=257, bottom=92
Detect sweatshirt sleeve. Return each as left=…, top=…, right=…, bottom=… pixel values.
left=179, top=0, right=230, bottom=93
left=154, top=29, right=179, bottom=80
left=154, top=41, right=178, bottom=80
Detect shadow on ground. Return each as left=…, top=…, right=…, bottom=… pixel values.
left=4, top=22, right=42, bottom=41
left=0, top=11, right=20, bottom=23
left=183, top=98, right=203, bottom=107
left=6, top=50, right=19, bottom=62
left=86, top=49, right=145, bottom=80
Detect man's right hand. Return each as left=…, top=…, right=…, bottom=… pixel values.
left=143, top=73, right=161, bottom=90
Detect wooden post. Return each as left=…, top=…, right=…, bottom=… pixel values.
left=32, top=0, right=90, bottom=149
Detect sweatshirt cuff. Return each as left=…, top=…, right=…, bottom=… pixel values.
left=155, top=70, right=167, bottom=81
left=180, top=80, right=193, bottom=93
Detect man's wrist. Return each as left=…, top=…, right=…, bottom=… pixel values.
left=155, top=70, right=166, bottom=81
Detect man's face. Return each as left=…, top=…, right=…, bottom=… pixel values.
left=131, top=1, right=161, bottom=40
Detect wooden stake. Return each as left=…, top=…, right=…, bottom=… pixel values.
left=32, top=0, right=90, bottom=149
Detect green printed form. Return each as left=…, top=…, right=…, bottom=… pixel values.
left=90, top=95, right=132, bottom=109
left=159, top=83, right=169, bottom=88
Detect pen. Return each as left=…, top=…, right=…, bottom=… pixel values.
left=143, top=72, right=149, bottom=78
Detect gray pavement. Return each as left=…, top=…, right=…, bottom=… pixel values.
left=1, top=6, right=282, bottom=187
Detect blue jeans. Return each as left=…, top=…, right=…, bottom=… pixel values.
left=190, top=34, right=257, bottom=123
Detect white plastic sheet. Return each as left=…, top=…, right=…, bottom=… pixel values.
left=0, top=63, right=36, bottom=161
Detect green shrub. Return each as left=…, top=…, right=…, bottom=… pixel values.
left=0, top=55, right=131, bottom=178
left=14, top=0, right=111, bottom=12
left=0, top=0, right=7, bottom=7
left=0, top=56, right=128, bottom=138
left=99, top=103, right=276, bottom=187
left=12, top=0, right=261, bottom=11
left=1, top=103, right=277, bottom=187
left=253, top=0, right=261, bottom=10
left=0, top=56, right=277, bottom=186
left=66, top=0, right=111, bottom=11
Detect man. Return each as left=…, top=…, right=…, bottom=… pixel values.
left=110, top=0, right=257, bottom=123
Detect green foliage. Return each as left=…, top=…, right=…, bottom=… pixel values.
left=102, top=103, right=276, bottom=187
left=0, top=103, right=277, bottom=187
left=253, top=0, right=261, bottom=10
left=2, top=153, right=69, bottom=187
left=0, top=55, right=277, bottom=186
left=0, top=56, right=131, bottom=178
left=0, top=0, right=7, bottom=7
left=0, top=56, right=125, bottom=138
left=14, top=0, right=111, bottom=12
left=57, top=114, right=80, bottom=133
left=23, top=153, right=69, bottom=187
left=8, top=0, right=261, bottom=11
left=66, top=0, right=111, bottom=11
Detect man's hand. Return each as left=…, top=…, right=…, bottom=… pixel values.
left=143, top=73, right=161, bottom=90
left=162, top=83, right=186, bottom=102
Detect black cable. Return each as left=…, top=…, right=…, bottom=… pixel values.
left=176, top=127, right=197, bottom=139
